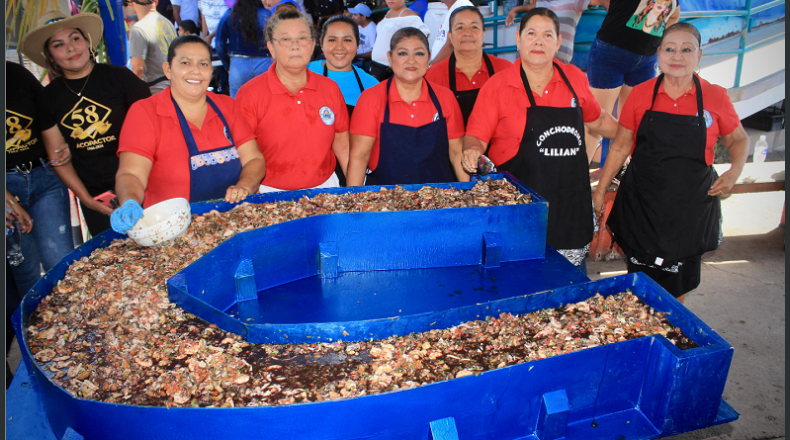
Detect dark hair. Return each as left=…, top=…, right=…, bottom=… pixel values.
left=389, top=27, right=429, bottom=52
left=275, top=2, right=299, bottom=13
left=266, top=10, right=314, bottom=43
left=180, top=19, right=199, bottom=35
left=167, top=35, right=213, bottom=64
left=321, top=15, right=360, bottom=46
left=232, top=0, right=264, bottom=45
left=43, top=28, right=95, bottom=77
left=518, top=7, right=560, bottom=36
left=661, top=22, right=702, bottom=46
left=449, top=6, right=485, bottom=29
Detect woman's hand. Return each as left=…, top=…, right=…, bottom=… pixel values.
left=49, top=145, right=72, bottom=167
left=110, top=200, right=144, bottom=234
left=225, top=185, right=250, bottom=202
left=86, top=199, right=115, bottom=216
left=708, top=169, right=739, bottom=197
left=505, top=9, right=518, bottom=26
left=6, top=192, right=33, bottom=233
left=592, top=190, right=606, bottom=224
left=461, top=149, right=482, bottom=174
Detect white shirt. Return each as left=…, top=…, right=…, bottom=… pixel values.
left=172, top=0, right=200, bottom=29
left=372, top=16, right=430, bottom=66
left=358, top=21, right=377, bottom=55
left=199, top=0, right=229, bottom=47
left=430, top=0, right=474, bottom=61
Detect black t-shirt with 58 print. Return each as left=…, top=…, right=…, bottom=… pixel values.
left=6, top=61, right=47, bottom=168
left=37, top=63, right=151, bottom=195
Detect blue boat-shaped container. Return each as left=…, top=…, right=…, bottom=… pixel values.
left=8, top=175, right=738, bottom=440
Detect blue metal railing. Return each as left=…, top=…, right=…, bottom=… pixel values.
left=487, top=0, right=785, bottom=87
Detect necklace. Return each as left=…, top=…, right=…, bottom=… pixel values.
left=62, top=68, right=92, bottom=97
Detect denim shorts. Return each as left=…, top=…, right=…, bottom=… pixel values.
left=587, top=38, right=658, bottom=89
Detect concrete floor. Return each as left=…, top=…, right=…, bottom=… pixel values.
left=7, top=190, right=785, bottom=440
left=589, top=190, right=786, bottom=440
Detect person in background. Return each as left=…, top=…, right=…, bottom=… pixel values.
left=21, top=11, right=151, bottom=236
left=199, top=0, right=229, bottom=46
left=348, top=3, right=376, bottom=62
left=586, top=0, right=680, bottom=162
left=178, top=19, right=200, bottom=35
left=129, top=0, right=178, bottom=95
left=348, top=27, right=466, bottom=186
left=594, top=23, right=748, bottom=302
left=428, top=0, right=474, bottom=65
left=370, top=0, right=429, bottom=78
left=157, top=0, right=177, bottom=23
left=505, top=0, right=606, bottom=64
left=425, top=6, right=512, bottom=126
left=309, top=15, right=379, bottom=115
left=216, top=0, right=274, bottom=97
left=309, top=15, right=380, bottom=185
left=113, top=35, right=265, bottom=234
left=236, top=10, right=350, bottom=192
left=316, top=0, right=345, bottom=28
left=172, top=0, right=201, bottom=30
left=463, top=8, right=618, bottom=272
left=6, top=61, right=75, bottom=297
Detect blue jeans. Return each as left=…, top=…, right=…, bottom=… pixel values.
left=229, top=55, right=274, bottom=98
left=6, top=161, right=74, bottom=296
left=587, top=38, right=658, bottom=89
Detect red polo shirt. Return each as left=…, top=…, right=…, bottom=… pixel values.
left=350, top=78, right=465, bottom=170
left=619, top=76, right=741, bottom=166
left=466, top=59, right=602, bottom=165
left=425, top=54, right=512, bottom=91
left=118, top=88, right=256, bottom=208
left=235, top=63, right=349, bottom=190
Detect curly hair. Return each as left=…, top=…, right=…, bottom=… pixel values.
left=232, top=0, right=264, bottom=46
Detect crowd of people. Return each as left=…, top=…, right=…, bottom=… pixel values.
left=7, top=1, right=750, bottom=373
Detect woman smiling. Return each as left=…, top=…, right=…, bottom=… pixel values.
left=595, top=23, right=748, bottom=302
left=235, top=10, right=350, bottom=192
left=20, top=11, right=151, bottom=235
left=463, top=8, right=618, bottom=272
left=111, top=35, right=265, bottom=234
left=347, top=27, right=465, bottom=186
left=309, top=16, right=380, bottom=116
left=425, top=6, right=512, bottom=126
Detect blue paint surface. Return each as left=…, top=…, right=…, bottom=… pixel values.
left=9, top=175, right=739, bottom=440
left=168, top=175, right=552, bottom=342
left=10, top=274, right=739, bottom=440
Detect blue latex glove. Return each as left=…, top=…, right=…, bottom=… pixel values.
left=111, top=200, right=144, bottom=234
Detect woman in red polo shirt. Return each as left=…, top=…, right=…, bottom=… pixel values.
left=111, top=35, right=266, bottom=233
left=462, top=8, right=618, bottom=272
left=594, top=23, right=748, bottom=301
left=347, top=27, right=466, bottom=186
left=424, top=6, right=512, bottom=126
left=235, top=10, right=350, bottom=193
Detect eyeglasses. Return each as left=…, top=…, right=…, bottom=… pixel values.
left=271, top=36, right=313, bottom=48
left=659, top=46, right=699, bottom=56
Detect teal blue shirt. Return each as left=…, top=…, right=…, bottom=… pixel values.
left=308, top=61, right=380, bottom=106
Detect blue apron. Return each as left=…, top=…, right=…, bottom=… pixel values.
left=171, top=94, right=242, bottom=202
left=365, top=78, right=455, bottom=186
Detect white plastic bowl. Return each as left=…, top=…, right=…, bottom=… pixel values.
left=127, top=198, right=191, bottom=247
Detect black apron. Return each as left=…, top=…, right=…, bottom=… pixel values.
left=608, top=74, right=720, bottom=268
left=322, top=63, right=366, bottom=186
left=172, top=94, right=242, bottom=202
left=497, top=63, right=593, bottom=250
left=364, top=78, right=455, bottom=186
left=448, top=53, right=495, bottom=126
